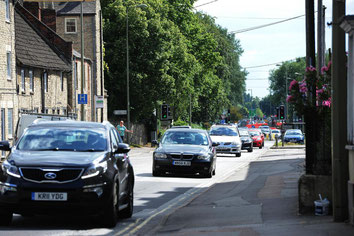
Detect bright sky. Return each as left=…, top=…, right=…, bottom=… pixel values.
left=194, top=0, right=354, bottom=99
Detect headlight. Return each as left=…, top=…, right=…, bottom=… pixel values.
left=154, top=152, right=167, bottom=159
left=1, top=160, right=21, bottom=178
left=82, top=161, right=107, bottom=179
left=197, top=153, right=210, bottom=160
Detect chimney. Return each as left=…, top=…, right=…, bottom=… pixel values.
left=23, top=2, right=41, bottom=20
left=41, top=9, right=56, bottom=32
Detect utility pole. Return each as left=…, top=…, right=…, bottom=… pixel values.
left=332, top=0, right=348, bottom=222
left=80, top=2, right=85, bottom=121
left=317, top=0, right=326, bottom=73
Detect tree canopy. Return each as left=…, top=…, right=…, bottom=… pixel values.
left=102, top=0, right=247, bottom=124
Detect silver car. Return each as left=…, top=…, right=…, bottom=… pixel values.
left=209, top=125, right=242, bottom=157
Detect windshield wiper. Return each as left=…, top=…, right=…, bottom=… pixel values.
left=30, top=148, right=76, bottom=151
left=76, top=149, right=104, bottom=152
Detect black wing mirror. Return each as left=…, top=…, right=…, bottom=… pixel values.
left=212, top=142, right=219, bottom=147
left=116, top=143, right=130, bottom=153
left=0, top=141, right=11, bottom=151
left=151, top=140, right=159, bottom=147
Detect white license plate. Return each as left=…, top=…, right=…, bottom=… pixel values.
left=31, top=192, right=68, bottom=201
left=291, top=139, right=297, bottom=142
left=173, top=161, right=191, bottom=166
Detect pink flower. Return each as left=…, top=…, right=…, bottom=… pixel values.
left=288, top=80, right=298, bottom=91
left=322, top=100, right=331, bottom=107
left=316, top=88, right=324, bottom=96
left=299, top=82, right=308, bottom=93
left=306, top=66, right=316, bottom=72
left=286, top=95, right=293, bottom=102
left=321, top=65, right=329, bottom=74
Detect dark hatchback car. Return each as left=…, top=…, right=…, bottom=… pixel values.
left=152, top=128, right=217, bottom=178
left=0, top=120, right=134, bottom=227
left=239, top=129, right=253, bottom=152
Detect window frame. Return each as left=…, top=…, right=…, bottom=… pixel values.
left=6, top=51, right=11, bottom=80
left=65, top=18, right=77, bottom=34
left=29, top=70, right=34, bottom=92
left=5, top=0, right=10, bottom=22
left=21, top=68, right=25, bottom=92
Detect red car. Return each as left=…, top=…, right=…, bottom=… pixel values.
left=248, top=129, right=264, bottom=149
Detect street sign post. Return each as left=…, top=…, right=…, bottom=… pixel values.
left=95, top=95, right=104, bottom=109
left=78, top=94, right=87, bottom=104
left=113, top=110, right=127, bottom=115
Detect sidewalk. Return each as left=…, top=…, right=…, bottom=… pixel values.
left=151, top=148, right=354, bottom=236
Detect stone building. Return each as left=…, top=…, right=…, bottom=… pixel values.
left=0, top=0, right=17, bottom=156
left=54, top=1, right=107, bottom=122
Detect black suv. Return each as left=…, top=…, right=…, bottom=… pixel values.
left=0, top=120, right=134, bottom=227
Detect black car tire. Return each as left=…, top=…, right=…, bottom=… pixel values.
left=0, top=209, right=12, bottom=226
left=204, top=170, right=212, bottom=178
left=236, top=153, right=241, bottom=157
left=152, top=170, right=162, bottom=177
left=259, top=145, right=262, bottom=149
left=248, top=147, right=253, bottom=152
left=102, top=181, right=119, bottom=228
left=119, top=178, right=134, bottom=219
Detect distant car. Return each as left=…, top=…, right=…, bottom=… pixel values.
left=239, top=129, right=253, bottom=152
left=271, top=129, right=281, bottom=139
left=152, top=128, right=217, bottom=178
left=209, top=125, right=242, bottom=157
left=284, top=129, right=304, bottom=144
left=259, top=125, right=271, bottom=137
left=0, top=120, right=134, bottom=227
left=248, top=129, right=264, bottom=149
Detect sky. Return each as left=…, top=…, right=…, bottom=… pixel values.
left=194, top=0, right=354, bottom=99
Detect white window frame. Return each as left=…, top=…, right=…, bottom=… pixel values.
left=6, top=51, right=11, bottom=80
left=65, top=18, right=77, bottom=34
left=21, top=69, right=25, bottom=92
left=5, top=0, right=10, bottom=22
left=43, top=72, right=48, bottom=93
left=7, top=108, right=13, bottom=139
left=29, top=70, right=34, bottom=92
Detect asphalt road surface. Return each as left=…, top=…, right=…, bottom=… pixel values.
left=0, top=141, right=273, bottom=236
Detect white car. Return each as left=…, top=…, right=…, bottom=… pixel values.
left=209, top=125, right=242, bottom=157
left=271, top=129, right=281, bottom=139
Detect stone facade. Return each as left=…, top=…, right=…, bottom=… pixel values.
left=0, top=0, right=17, bottom=155
left=55, top=0, right=106, bottom=122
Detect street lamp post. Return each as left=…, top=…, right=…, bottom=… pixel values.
left=126, top=4, right=148, bottom=142
left=248, top=89, right=253, bottom=119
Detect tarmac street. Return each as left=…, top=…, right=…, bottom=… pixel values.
left=132, top=147, right=354, bottom=236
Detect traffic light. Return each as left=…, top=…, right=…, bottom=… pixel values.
left=279, top=105, right=285, bottom=120
left=161, top=104, right=168, bottom=120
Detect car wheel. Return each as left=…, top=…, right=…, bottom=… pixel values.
left=0, top=209, right=12, bottom=226
left=259, top=145, right=262, bottom=149
left=152, top=170, right=162, bottom=177
left=101, top=181, right=119, bottom=228
left=262, top=142, right=264, bottom=147
left=236, top=153, right=241, bottom=157
left=119, top=178, right=134, bottom=219
left=212, top=168, right=216, bottom=175
left=248, top=147, right=253, bottom=152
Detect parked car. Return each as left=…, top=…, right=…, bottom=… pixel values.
left=248, top=129, right=264, bottom=149
left=239, top=129, right=253, bottom=152
left=152, top=128, right=217, bottom=178
left=271, top=129, right=281, bottom=139
left=209, top=124, right=242, bottom=157
left=284, top=129, right=304, bottom=144
left=0, top=120, right=134, bottom=227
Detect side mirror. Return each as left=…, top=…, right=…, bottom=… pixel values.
left=0, top=141, right=11, bottom=151
left=117, top=143, right=130, bottom=154
left=212, top=142, right=219, bottom=147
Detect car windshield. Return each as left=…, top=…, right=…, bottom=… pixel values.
left=285, top=130, right=302, bottom=135
left=17, top=127, right=107, bottom=151
left=249, top=131, right=260, bottom=136
left=210, top=127, right=238, bottom=136
left=239, top=130, right=249, bottom=136
left=272, top=130, right=280, bottom=133
left=161, top=131, right=209, bottom=145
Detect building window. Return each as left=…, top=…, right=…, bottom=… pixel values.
left=60, top=72, right=64, bottom=91
left=65, top=18, right=77, bottom=34
left=7, top=51, right=11, bottom=80
left=5, top=0, right=10, bottom=22
left=7, top=109, right=13, bottom=138
left=29, top=70, right=34, bottom=92
left=63, top=108, right=67, bottom=115
left=43, top=72, right=48, bottom=93
left=52, top=109, right=55, bottom=114
left=21, top=69, right=25, bottom=92
left=45, top=109, right=48, bottom=114
left=74, top=62, right=78, bottom=89
left=1, top=109, right=5, bottom=157
left=34, top=108, right=39, bottom=113
left=57, top=109, right=60, bottom=115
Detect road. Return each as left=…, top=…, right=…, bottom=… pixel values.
left=0, top=141, right=274, bottom=236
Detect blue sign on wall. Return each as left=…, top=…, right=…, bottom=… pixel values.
left=78, top=94, right=88, bottom=104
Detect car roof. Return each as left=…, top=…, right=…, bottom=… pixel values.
left=167, top=128, right=207, bottom=133
left=28, top=120, right=111, bottom=130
